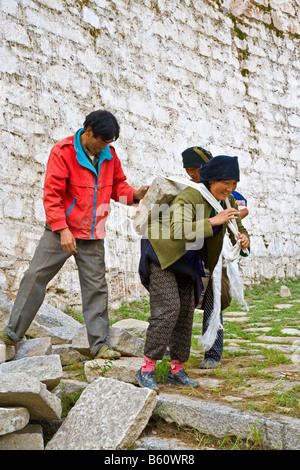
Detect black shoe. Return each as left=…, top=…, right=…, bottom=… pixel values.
left=135, top=368, right=159, bottom=392
left=165, top=370, right=199, bottom=387
left=199, top=358, right=221, bottom=369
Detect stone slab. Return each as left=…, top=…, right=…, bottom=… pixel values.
left=136, top=436, right=200, bottom=451
left=111, top=318, right=149, bottom=340
left=132, top=176, right=185, bottom=235
left=52, top=344, right=85, bottom=365
left=27, top=302, right=82, bottom=344
left=85, top=356, right=144, bottom=384
left=0, top=424, right=44, bottom=450
left=0, top=344, right=5, bottom=364
left=156, top=393, right=300, bottom=450
left=0, top=406, right=30, bottom=436
left=256, top=335, right=300, bottom=343
left=46, top=377, right=157, bottom=450
left=72, top=326, right=145, bottom=358
left=274, top=304, right=293, bottom=309
left=0, top=372, right=62, bottom=420
left=14, top=337, right=52, bottom=360
left=281, top=328, right=300, bottom=336
left=0, top=354, right=63, bottom=390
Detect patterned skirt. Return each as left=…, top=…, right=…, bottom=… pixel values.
left=144, top=261, right=195, bottom=363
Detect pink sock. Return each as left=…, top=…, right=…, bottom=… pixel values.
left=142, top=356, right=157, bottom=372
left=170, top=359, right=184, bottom=374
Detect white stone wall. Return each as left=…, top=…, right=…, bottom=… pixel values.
left=0, top=0, right=299, bottom=307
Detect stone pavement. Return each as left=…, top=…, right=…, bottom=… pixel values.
left=0, top=285, right=299, bottom=450
left=135, top=285, right=300, bottom=450
left=84, top=291, right=300, bottom=450
left=185, top=297, right=299, bottom=412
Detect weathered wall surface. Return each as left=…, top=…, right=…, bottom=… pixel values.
left=0, top=0, right=299, bottom=308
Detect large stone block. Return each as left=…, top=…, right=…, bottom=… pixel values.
left=52, top=344, right=85, bottom=365
left=156, top=393, right=300, bottom=450
left=0, top=289, right=81, bottom=345
left=0, top=406, right=30, bottom=436
left=0, top=345, right=6, bottom=364
left=0, top=424, right=44, bottom=450
left=46, top=377, right=157, bottom=450
left=14, top=337, right=52, bottom=360
left=111, top=318, right=149, bottom=340
left=27, top=302, right=82, bottom=344
left=0, top=372, right=62, bottom=420
left=0, top=344, right=15, bottom=363
left=84, top=356, right=144, bottom=384
left=72, top=326, right=145, bottom=358
left=0, top=354, right=63, bottom=390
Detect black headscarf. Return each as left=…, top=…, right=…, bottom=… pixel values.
left=182, top=146, right=213, bottom=168
left=200, top=155, right=240, bottom=181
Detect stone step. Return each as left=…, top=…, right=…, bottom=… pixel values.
left=155, top=392, right=300, bottom=450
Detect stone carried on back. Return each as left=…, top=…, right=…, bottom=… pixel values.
left=132, top=176, right=185, bottom=235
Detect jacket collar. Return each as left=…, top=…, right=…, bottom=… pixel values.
left=74, top=128, right=113, bottom=175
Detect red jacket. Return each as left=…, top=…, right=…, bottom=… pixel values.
left=43, top=131, right=136, bottom=239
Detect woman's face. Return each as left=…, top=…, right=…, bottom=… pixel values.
left=209, top=180, right=238, bottom=200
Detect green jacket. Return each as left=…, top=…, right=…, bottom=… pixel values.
left=146, top=187, right=250, bottom=274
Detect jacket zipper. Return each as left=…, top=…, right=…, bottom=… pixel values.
left=91, top=174, right=98, bottom=239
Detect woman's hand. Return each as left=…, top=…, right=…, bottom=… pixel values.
left=238, top=232, right=250, bottom=249
left=209, top=208, right=240, bottom=227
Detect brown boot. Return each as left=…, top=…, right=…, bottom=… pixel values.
left=0, top=330, right=17, bottom=346
left=95, top=345, right=121, bottom=360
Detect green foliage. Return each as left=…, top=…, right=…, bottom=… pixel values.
left=63, top=305, right=85, bottom=324
left=155, top=360, right=171, bottom=383
left=61, top=391, right=83, bottom=418
left=111, top=298, right=150, bottom=324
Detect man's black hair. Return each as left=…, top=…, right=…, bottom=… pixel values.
left=83, top=110, right=120, bottom=142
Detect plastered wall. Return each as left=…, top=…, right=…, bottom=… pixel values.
left=0, top=0, right=299, bottom=307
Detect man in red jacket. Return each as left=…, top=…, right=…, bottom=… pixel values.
left=0, top=110, right=149, bottom=359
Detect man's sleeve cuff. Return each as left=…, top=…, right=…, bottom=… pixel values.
left=49, top=220, right=68, bottom=232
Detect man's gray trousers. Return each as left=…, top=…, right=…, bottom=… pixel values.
left=5, top=228, right=109, bottom=357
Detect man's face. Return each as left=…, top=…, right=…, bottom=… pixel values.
left=82, top=126, right=114, bottom=154
left=185, top=167, right=201, bottom=183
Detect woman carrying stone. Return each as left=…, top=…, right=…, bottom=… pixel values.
left=136, top=156, right=250, bottom=392
left=181, top=147, right=249, bottom=368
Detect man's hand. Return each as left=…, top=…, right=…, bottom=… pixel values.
left=133, top=185, right=150, bottom=201
left=59, top=228, right=77, bottom=253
